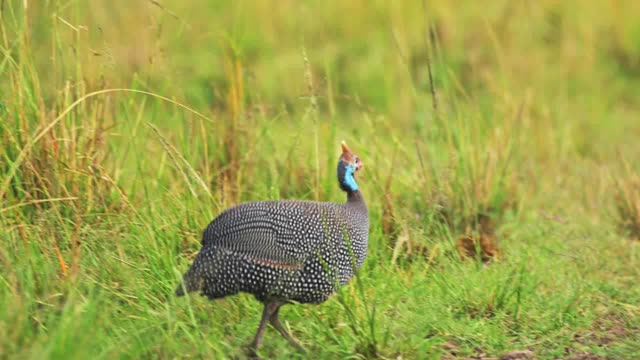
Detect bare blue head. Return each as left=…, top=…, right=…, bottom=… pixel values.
left=337, top=142, right=363, bottom=193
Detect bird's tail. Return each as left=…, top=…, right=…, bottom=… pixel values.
left=175, top=266, right=203, bottom=296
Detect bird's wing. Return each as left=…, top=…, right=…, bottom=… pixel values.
left=201, top=201, right=342, bottom=268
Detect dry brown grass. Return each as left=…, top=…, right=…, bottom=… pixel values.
left=613, top=155, right=640, bottom=241
left=456, top=213, right=500, bottom=263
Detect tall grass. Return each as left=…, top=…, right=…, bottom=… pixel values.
left=2, top=0, right=640, bottom=359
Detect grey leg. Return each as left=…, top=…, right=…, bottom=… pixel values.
left=248, top=301, right=280, bottom=357
left=269, top=306, right=306, bottom=353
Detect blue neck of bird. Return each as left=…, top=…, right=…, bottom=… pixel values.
left=342, top=164, right=358, bottom=192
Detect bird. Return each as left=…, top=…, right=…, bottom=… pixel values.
left=175, top=141, right=369, bottom=356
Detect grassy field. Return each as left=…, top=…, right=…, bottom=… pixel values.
left=2, top=1, right=640, bottom=359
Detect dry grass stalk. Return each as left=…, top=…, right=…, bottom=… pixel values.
left=382, top=190, right=397, bottom=238
left=382, top=149, right=400, bottom=238
left=52, top=239, right=68, bottom=278
left=220, top=50, right=244, bottom=203
left=302, top=46, right=321, bottom=201
left=391, top=226, right=432, bottom=265
left=613, top=163, right=640, bottom=240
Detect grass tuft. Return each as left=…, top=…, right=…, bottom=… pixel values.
left=613, top=156, right=640, bottom=241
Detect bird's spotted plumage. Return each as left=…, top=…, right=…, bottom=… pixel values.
left=175, top=142, right=368, bottom=354
left=179, top=199, right=368, bottom=303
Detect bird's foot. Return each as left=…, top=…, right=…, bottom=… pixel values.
left=245, top=344, right=260, bottom=359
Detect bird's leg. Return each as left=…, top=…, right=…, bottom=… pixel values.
left=269, top=306, right=306, bottom=353
left=248, top=301, right=280, bottom=357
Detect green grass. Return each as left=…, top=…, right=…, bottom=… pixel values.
left=2, top=0, right=640, bottom=359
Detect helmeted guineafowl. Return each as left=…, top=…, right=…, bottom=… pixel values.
left=175, top=142, right=368, bottom=355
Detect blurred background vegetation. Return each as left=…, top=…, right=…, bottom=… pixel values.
left=1, top=0, right=640, bottom=359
